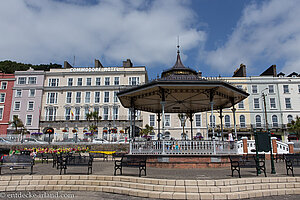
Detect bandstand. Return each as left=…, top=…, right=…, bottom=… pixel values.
left=117, top=48, right=249, bottom=168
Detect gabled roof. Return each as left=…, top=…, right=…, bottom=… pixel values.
left=287, top=72, right=298, bottom=77
left=260, top=65, right=277, bottom=77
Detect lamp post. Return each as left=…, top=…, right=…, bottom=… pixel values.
left=261, top=88, right=268, bottom=131
left=108, top=122, right=111, bottom=142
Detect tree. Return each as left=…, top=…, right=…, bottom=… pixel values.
left=287, top=116, right=300, bottom=139
left=9, top=116, right=27, bottom=143
left=140, top=124, right=154, bottom=138
left=86, top=111, right=102, bottom=140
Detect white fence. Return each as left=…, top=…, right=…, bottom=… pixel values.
left=236, top=140, right=290, bottom=154
left=130, top=140, right=237, bottom=155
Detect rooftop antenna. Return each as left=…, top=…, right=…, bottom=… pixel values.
left=177, top=36, right=180, bottom=54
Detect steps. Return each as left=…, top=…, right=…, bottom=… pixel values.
left=0, top=175, right=299, bottom=199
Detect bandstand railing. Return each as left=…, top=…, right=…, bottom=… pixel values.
left=130, top=140, right=237, bottom=155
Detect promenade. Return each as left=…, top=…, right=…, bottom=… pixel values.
left=0, top=158, right=299, bottom=199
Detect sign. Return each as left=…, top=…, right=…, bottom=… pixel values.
left=70, top=67, right=119, bottom=72
left=43, top=127, right=54, bottom=135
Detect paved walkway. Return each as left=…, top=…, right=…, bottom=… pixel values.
left=0, top=158, right=299, bottom=199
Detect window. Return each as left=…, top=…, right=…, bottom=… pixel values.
left=129, top=77, right=140, bottom=85
left=195, top=114, right=201, bottom=127
left=254, top=98, right=260, bottom=109
left=114, top=77, right=119, bottom=85
left=1, top=82, right=7, bottom=89
left=86, top=78, right=91, bottom=86
left=283, top=85, right=289, bottom=93
left=94, top=107, right=99, bottom=115
left=66, top=92, right=72, bottom=104
left=65, top=107, right=71, bottom=120
left=240, top=115, right=246, bottom=128
left=28, top=77, right=36, bottom=84
left=16, top=90, right=22, bottom=97
left=105, top=77, right=110, bottom=85
left=165, top=115, right=170, bottom=127
left=0, top=93, right=5, bottom=103
left=47, top=93, right=58, bottom=104
left=149, top=115, right=155, bottom=127
left=225, top=115, right=231, bottom=128
left=238, top=100, right=244, bottom=109
left=103, top=106, right=109, bottom=120
left=29, top=89, right=35, bottom=97
left=252, top=85, right=258, bottom=93
left=255, top=115, right=261, bottom=128
left=96, top=77, right=101, bottom=86
left=85, top=92, right=91, bottom=103
left=18, top=77, right=26, bottom=84
left=95, top=92, right=100, bottom=103
left=287, top=115, right=293, bottom=124
left=269, top=85, right=274, bottom=93
left=104, top=92, right=109, bottom=103
left=27, top=101, right=34, bottom=111
left=75, top=107, right=80, bottom=120
left=84, top=107, right=89, bottom=118
left=14, top=102, right=21, bottom=111
left=272, top=115, right=278, bottom=128
left=113, top=106, right=118, bottom=120
left=298, top=85, right=300, bottom=93
left=285, top=98, right=291, bottom=109
left=45, top=107, right=56, bottom=121
left=0, top=107, right=3, bottom=120
left=48, top=78, right=59, bottom=87
left=77, top=78, right=82, bottom=86
left=68, top=78, right=73, bottom=86
left=210, top=115, right=215, bottom=127
left=76, top=92, right=81, bottom=103
left=270, top=98, right=276, bottom=109
left=26, top=115, right=32, bottom=126
left=113, top=91, right=118, bottom=103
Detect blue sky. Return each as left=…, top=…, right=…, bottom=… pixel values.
left=0, top=0, right=299, bottom=79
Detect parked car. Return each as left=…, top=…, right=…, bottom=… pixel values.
left=20, top=138, right=47, bottom=144
left=92, top=138, right=109, bottom=144
left=115, top=139, right=129, bottom=144
left=0, top=137, right=12, bottom=143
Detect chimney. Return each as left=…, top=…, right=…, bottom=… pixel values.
left=233, top=63, right=246, bottom=77
left=64, top=61, right=72, bottom=69
left=123, top=59, right=133, bottom=68
left=95, top=59, right=103, bottom=68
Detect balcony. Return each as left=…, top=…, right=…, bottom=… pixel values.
left=40, top=115, right=143, bottom=122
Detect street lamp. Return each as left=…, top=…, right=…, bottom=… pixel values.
left=261, top=88, right=268, bottom=131
left=108, top=122, right=111, bottom=142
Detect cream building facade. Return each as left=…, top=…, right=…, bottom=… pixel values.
left=39, top=59, right=148, bottom=141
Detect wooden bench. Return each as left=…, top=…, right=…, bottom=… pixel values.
left=285, top=154, right=300, bottom=176
left=36, top=153, right=54, bottom=164
left=0, top=154, right=34, bottom=175
left=114, top=155, right=146, bottom=177
left=229, top=154, right=266, bottom=178
left=112, top=152, right=126, bottom=161
left=89, top=153, right=108, bottom=161
left=58, top=155, right=93, bottom=175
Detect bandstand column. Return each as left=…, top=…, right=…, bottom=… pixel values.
left=210, top=91, right=216, bottom=154
left=219, top=108, right=224, bottom=141
left=160, top=88, right=166, bottom=154
left=231, top=104, right=237, bottom=140
left=189, top=112, right=194, bottom=140
left=157, top=113, right=161, bottom=139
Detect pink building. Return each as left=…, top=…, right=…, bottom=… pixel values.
left=0, top=73, right=15, bottom=135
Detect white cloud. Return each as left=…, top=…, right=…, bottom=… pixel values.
left=0, top=0, right=205, bottom=68
left=204, top=0, right=300, bottom=74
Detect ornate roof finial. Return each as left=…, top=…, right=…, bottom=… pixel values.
left=177, top=36, right=180, bottom=54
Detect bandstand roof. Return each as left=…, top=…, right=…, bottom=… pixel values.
left=118, top=50, right=249, bottom=113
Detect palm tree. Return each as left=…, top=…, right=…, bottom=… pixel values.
left=86, top=111, right=102, bottom=140
left=287, top=116, right=300, bottom=139
left=9, top=116, right=26, bottom=143
left=140, top=124, right=154, bottom=138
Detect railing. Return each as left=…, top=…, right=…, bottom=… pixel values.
left=236, top=140, right=290, bottom=154
left=130, top=140, right=237, bottom=155
left=40, top=115, right=143, bottom=121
